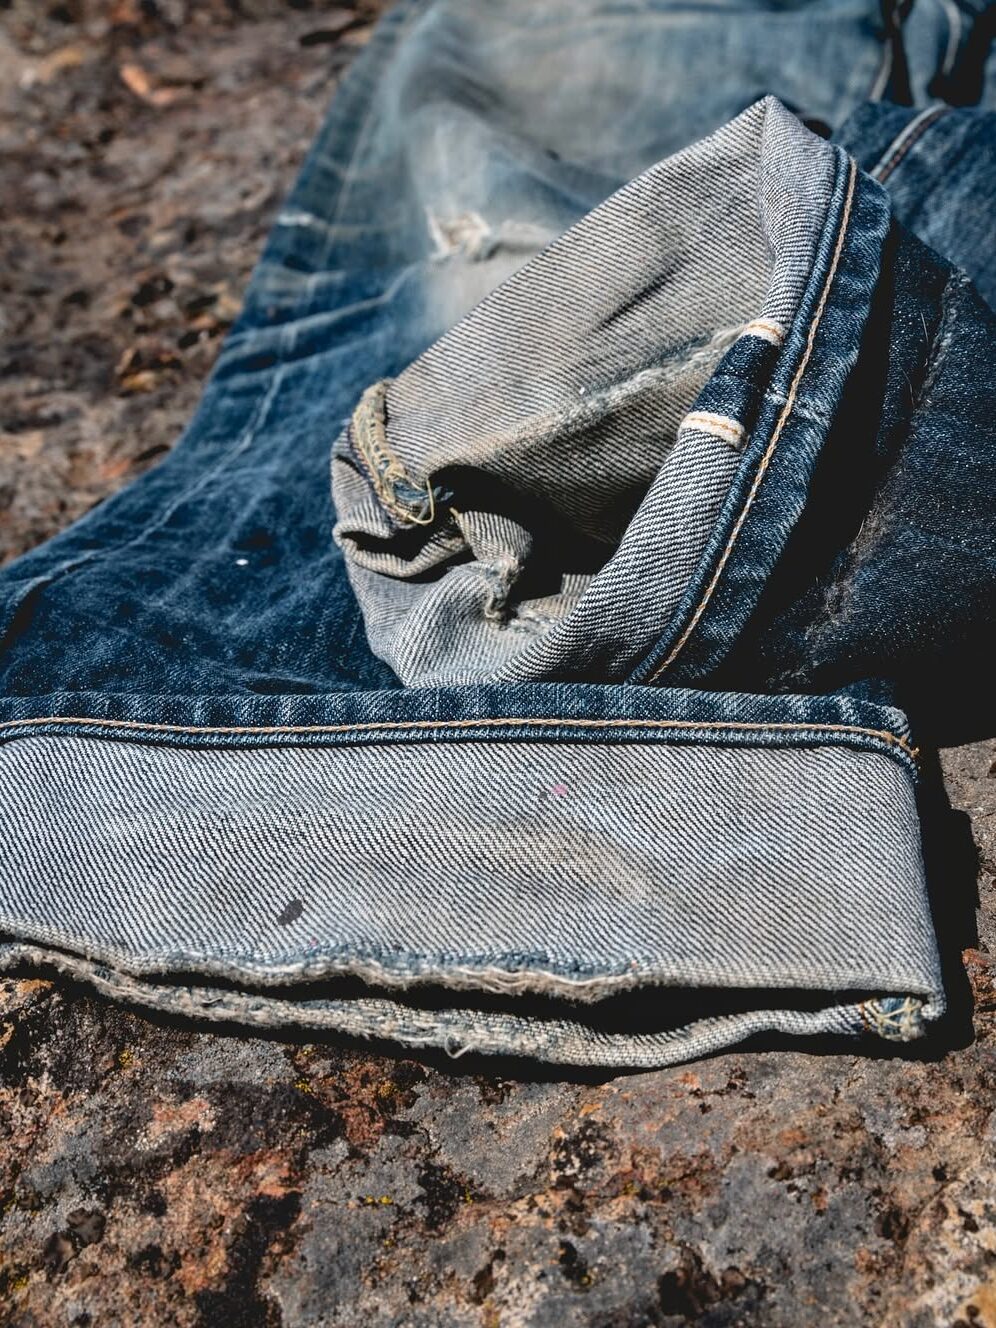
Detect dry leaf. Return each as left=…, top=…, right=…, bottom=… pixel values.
left=35, top=45, right=89, bottom=83
left=118, top=370, right=159, bottom=394
left=119, top=62, right=178, bottom=108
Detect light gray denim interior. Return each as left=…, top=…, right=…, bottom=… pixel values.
left=0, top=733, right=942, bottom=1067
left=333, top=98, right=834, bottom=687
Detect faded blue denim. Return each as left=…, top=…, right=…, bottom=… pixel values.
left=0, top=0, right=994, bottom=1067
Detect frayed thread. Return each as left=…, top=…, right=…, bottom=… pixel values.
left=351, top=379, right=436, bottom=527
left=859, top=995, right=925, bottom=1041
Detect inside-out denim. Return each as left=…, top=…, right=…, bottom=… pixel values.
left=1, top=0, right=994, bottom=1067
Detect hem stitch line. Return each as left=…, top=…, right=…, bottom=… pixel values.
left=0, top=714, right=918, bottom=761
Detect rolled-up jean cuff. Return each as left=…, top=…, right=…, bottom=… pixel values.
left=0, top=687, right=943, bottom=1068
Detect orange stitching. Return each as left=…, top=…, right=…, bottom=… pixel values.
left=873, top=106, right=947, bottom=184
left=0, top=713, right=918, bottom=760
left=649, top=159, right=858, bottom=682
left=743, top=319, right=786, bottom=340
left=682, top=412, right=745, bottom=441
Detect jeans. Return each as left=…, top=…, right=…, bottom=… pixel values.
left=0, top=0, right=993, bottom=1067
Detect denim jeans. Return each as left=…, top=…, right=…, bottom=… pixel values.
left=1, top=0, right=994, bottom=1067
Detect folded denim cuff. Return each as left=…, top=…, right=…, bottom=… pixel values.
left=331, top=97, right=869, bottom=692
left=3, top=6, right=983, bottom=1072
left=0, top=687, right=942, bottom=1068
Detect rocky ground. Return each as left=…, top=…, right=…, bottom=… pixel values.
left=1, top=4, right=996, bottom=1325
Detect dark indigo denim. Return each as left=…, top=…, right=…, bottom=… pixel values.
left=0, top=0, right=994, bottom=1067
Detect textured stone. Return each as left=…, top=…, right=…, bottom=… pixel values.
left=2, top=5, right=996, bottom=1325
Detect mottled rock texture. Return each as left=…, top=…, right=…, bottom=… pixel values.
left=1, top=5, right=995, bottom=1325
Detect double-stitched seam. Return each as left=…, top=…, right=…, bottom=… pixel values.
left=0, top=713, right=918, bottom=759
left=872, top=105, right=948, bottom=183
left=648, top=158, right=858, bottom=683
left=351, top=378, right=436, bottom=526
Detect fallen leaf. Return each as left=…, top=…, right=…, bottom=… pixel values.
left=119, top=62, right=178, bottom=108
left=118, top=370, right=159, bottom=394
left=35, top=44, right=89, bottom=83
left=119, top=61, right=150, bottom=97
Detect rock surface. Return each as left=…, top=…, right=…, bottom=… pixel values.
left=1, top=5, right=995, bottom=1325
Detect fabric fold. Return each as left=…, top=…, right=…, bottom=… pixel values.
left=5, top=0, right=995, bottom=1068
left=0, top=688, right=942, bottom=1068
left=332, top=97, right=845, bottom=687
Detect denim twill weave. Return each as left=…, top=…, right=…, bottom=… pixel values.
left=0, top=731, right=933, bottom=1066
left=2, top=0, right=995, bottom=1065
